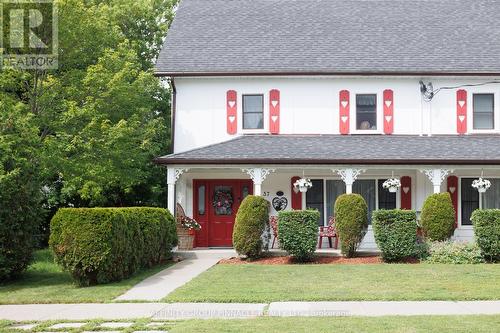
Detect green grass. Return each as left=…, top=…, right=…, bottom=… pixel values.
left=170, top=316, right=500, bottom=333
left=0, top=249, right=174, bottom=304
left=165, top=263, right=500, bottom=302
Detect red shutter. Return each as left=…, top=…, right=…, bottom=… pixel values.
left=291, top=176, right=302, bottom=210
left=447, top=176, right=459, bottom=228
left=339, top=90, right=350, bottom=135
left=457, top=90, right=467, bottom=134
left=269, top=89, right=280, bottom=134
left=226, top=90, right=237, bottom=135
left=383, top=89, right=394, bottom=134
left=400, top=176, right=411, bottom=210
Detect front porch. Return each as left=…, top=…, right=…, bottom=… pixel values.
left=157, top=134, right=500, bottom=249
left=168, top=164, right=500, bottom=249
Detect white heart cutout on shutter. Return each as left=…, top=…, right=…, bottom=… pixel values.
left=228, top=101, right=236, bottom=108
left=458, top=115, right=465, bottom=123
left=458, top=100, right=465, bottom=108
left=385, top=116, right=393, bottom=123
left=228, top=116, right=235, bottom=123
left=271, top=115, right=278, bottom=123
left=449, top=187, right=456, bottom=194
left=341, top=101, right=348, bottom=108
left=271, top=100, right=279, bottom=108
left=341, top=116, right=348, bottom=123
left=403, top=187, right=410, bottom=194
left=385, top=100, right=392, bottom=108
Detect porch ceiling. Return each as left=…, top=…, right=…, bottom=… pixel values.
left=155, top=134, right=500, bottom=166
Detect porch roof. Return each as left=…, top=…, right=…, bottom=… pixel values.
left=154, top=135, right=500, bottom=166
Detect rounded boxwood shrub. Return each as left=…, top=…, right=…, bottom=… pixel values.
left=334, top=194, right=368, bottom=257
left=471, top=209, right=500, bottom=262
left=233, top=195, right=270, bottom=259
left=420, top=193, right=455, bottom=241
left=277, top=210, right=319, bottom=262
left=49, top=207, right=177, bottom=286
left=372, top=209, right=418, bottom=262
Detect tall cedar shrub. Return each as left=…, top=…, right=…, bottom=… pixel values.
left=471, top=209, right=500, bottom=262
left=334, top=194, right=368, bottom=257
left=372, top=209, right=418, bottom=262
left=277, top=210, right=319, bottom=262
left=233, top=195, right=270, bottom=259
left=420, top=193, right=455, bottom=241
left=49, top=207, right=176, bottom=286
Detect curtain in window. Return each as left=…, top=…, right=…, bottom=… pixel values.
left=326, top=180, right=346, bottom=220
left=306, top=179, right=324, bottom=226
left=483, top=179, right=500, bottom=209
left=353, top=180, right=376, bottom=223
left=377, top=179, right=396, bottom=210
left=461, top=178, right=479, bottom=226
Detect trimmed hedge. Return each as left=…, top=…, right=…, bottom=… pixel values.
left=334, top=194, right=368, bottom=257
left=233, top=195, right=270, bottom=259
left=372, top=209, right=418, bottom=262
left=471, top=209, right=500, bottom=262
left=49, top=207, right=177, bottom=286
left=277, top=210, right=319, bottom=262
left=420, top=193, right=455, bottom=241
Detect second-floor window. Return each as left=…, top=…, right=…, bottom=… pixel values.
left=243, top=94, right=264, bottom=129
left=356, top=94, right=377, bottom=130
left=473, top=94, right=494, bottom=130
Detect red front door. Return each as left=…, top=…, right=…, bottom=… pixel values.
left=193, top=179, right=253, bottom=247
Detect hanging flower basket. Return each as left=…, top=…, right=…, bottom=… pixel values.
left=383, top=178, right=401, bottom=193
left=294, top=178, right=313, bottom=193
left=472, top=177, right=491, bottom=193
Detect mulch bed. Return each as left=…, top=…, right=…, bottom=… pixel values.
left=219, top=255, right=386, bottom=265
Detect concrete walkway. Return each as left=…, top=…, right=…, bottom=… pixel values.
left=1, top=301, right=499, bottom=321
left=116, top=249, right=236, bottom=301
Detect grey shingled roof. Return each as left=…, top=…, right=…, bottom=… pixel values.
left=156, top=0, right=500, bottom=76
left=155, top=135, right=500, bottom=165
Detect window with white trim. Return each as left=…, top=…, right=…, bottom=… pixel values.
left=242, top=94, right=264, bottom=129
left=356, top=94, right=377, bottom=130
left=473, top=94, right=494, bottom=130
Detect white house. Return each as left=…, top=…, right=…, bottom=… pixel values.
left=155, top=0, right=500, bottom=249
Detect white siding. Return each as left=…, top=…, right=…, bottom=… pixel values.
left=174, top=76, right=500, bottom=152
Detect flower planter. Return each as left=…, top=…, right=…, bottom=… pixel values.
left=477, top=187, right=487, bottom=193
left=176, top=222, right=195, bottom=250
left=388, top=186, right=398, bottom=193
left=188, top=229, right=196, bottom=236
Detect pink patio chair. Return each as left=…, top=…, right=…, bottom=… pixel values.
left=318, top=216, right=338, bottom=249
left=269, top=216, right=278, bottom=248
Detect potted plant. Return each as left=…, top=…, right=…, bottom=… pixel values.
left=383, top=178, right=401, bottom=193
left=472, top=177, right=491, bottom=193
left=293, top=178, right=313, bottom=193
left=177, top=216, right=201, bottom=250
left=181, top=216, right=201, bottom=235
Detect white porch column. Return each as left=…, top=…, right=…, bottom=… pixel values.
left=333, top=168, right=366, bottom=194
left=420, top=169, right=453, bottom=194
left=242, top=168, right=275, bottom=196
left=166, top=167, right=189, bottom=213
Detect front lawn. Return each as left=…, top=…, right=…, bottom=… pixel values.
left=0, top=249, right=174, bottom=304
left=165, top=263, right=500, bottom=302
left=170, top=315, right=500, bottom=333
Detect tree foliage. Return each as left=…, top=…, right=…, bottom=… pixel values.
left=1, top=0, right=178, bottom=260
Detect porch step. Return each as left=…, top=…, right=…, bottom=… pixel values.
left=173, top=248, right=237, bottom=260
